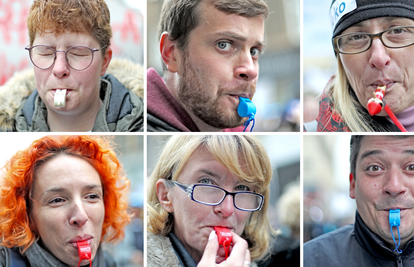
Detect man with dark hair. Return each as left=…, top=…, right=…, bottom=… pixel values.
left=304, top=135, right=414, bottom=266
left=147, top=0, right=268, bottom=132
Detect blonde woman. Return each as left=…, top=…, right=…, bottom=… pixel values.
left=312, top=0, right=414, bottom=132
left=148, top=135, right=274, bottom=266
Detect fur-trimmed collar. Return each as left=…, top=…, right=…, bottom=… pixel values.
left=0, top=58, right=143, bottom=131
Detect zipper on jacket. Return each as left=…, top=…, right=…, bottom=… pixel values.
left=397, top=255, right=403, bottom=267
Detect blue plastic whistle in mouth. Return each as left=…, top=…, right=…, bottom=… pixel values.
left=237, top=97, right=256, bottom=132
left=389, top=209, right=402, bottom=253
left=389, top=209, right=400, bottom=227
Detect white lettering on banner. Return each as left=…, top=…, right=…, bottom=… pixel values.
left=330, top=0, right=357, bottom=30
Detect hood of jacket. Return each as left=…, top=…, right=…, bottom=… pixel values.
left=0, top=58, right=144, bottom=131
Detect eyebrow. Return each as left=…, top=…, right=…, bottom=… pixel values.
left=215, top=31, right=265, bottom=47
left=41, top=184, right=102, bottom=196
left=198, top=169, right=222, bottom=180
left=360, top=149, right=414, bottom=161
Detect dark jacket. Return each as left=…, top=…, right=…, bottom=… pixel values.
left=304, top=212, right=414, bottom=266
left=0, top=58, right=144, bottom=132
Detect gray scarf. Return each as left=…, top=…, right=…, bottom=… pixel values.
left=24, top=240, right=105, bottom=267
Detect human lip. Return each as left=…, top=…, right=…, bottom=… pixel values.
left=228, top=93, right=251, bottom=99
left=370, top=80, right=396, bottom=91
left=207, top=225, right=234, bottom=231
left=68, top=235, right=93, bottom=247
left=51, top=88, right=73, bottom=94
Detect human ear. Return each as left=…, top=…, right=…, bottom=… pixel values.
left=159, top=32, right=179, bottom=73
left=156, top=179, right=174, bottom=213
left=100, top=46, right=113, bottom=76
left=349, top=173, right=356, bottom=199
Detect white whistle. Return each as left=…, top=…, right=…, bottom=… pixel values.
left=54, top=89, right=66, bottom=107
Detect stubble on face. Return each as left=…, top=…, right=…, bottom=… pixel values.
left=177, top=50, right=255, bottom=129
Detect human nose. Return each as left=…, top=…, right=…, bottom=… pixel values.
left=69, top=200, right=89, bottom=227
left=234, top=50, right=258, bottom=82
left=214, top=194, right=235, bottom=217
left=383, top=168, right=407, bottom=198
left=52, top=51, right=70, bottom=78
left=368, top=38, right=391, bottom=70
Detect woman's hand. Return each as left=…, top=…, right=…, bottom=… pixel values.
left=197, top=230, right=251, bottom=267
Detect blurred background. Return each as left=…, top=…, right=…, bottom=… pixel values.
left=303, top=0, right=338, bottom=123
left=147, top=0, right=300, bottom=132
left=0, top=0, right=144, bottom=85
left=0, top=133, right=144, bottom=267
left=303, top=135, right=356, bottom=243
left=147, top=135, right=300, bottom=265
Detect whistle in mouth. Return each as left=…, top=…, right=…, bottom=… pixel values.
left=389, top=209, right=401, bottom=227
left=214, top=226, right=232, bottom=245
left=214, top=226, right=232, bottom=260
left=367, top=85, right=385, bottom=116
left=237, top=97, right=256, bottom=118
left=54, top=89, right=67, bottom=107
left=77, top=240, right=92, bottom=267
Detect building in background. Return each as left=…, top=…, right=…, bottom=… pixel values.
left=303, top=135, right=356, bottom=243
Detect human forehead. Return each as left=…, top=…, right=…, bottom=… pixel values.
left=178, top=147, right=243, bottom=183
left=33, top=154, right=101, bottom=195
left=192, top=1, right=265, bottom=44
left=342, top=17, right=414, bottom=34
left=357, top=136, right=414, bottom=164
left=33, top=31, right=99, bottom=48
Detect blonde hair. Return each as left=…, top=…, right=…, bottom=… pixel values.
left=147, top=135, right=273, bottom=260
left=330, top=56, right=382, bottom=132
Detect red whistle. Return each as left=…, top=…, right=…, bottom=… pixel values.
left=214, top=226, right=232, bottom=260
left=77, top=240, right=92, bottom=267
left=367, top=85, right=385, bottom=116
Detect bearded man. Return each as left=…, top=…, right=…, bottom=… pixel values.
left=147, top=0, right=268, bottom=132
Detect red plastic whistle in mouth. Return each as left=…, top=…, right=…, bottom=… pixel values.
left=214, top=226, right=232, bottom=260
left=367, top=84, right=385, bottom=116
left=77, top=240, right=92, bottom=267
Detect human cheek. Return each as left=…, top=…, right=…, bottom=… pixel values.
left=341, top=56, right=369, bottom=103
left=234, top=211, right=251, bottom=235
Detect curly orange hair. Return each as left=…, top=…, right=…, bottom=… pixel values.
left=27, top=0, right=112, bottom=55
left=0, top=135, right=130, bottom=253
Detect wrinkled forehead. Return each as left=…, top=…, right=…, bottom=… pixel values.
left=358, top=136, right=414, bottom=161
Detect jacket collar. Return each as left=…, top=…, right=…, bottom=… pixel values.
left=354, top=211, right=414, bottom=260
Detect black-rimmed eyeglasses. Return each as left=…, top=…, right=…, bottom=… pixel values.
left=333, top=26, right=414, bottom=54
left=25, top=45, right=106, bottom=71
left=172, top=180, right=264, bottom=212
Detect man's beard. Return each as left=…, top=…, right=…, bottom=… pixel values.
left=177, top=51, right=255, bottom=129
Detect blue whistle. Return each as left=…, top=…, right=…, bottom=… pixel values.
left=389, top=209, right=400, bottom=227
left=238, top=97, right=256, bottom=118
left=389, top=209, right=402, bottom=253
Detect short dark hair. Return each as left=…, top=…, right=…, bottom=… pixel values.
left=350, top=135, right=411, bottom=177
left=158, top=0, right=269, bottom=71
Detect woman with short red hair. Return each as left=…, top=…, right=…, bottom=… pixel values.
left=0, top=135, right=130, bottom=266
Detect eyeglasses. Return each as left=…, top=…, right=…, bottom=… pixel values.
left=172, top=180, right=264, bottom=212
left=333, top=26, right=414, bottom=54
left=25, top=45, right=106, bottom=70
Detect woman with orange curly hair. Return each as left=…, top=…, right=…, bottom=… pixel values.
left=0, top=0, right=144, bottom=132
left=0, top=135, right=130, bottom=267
